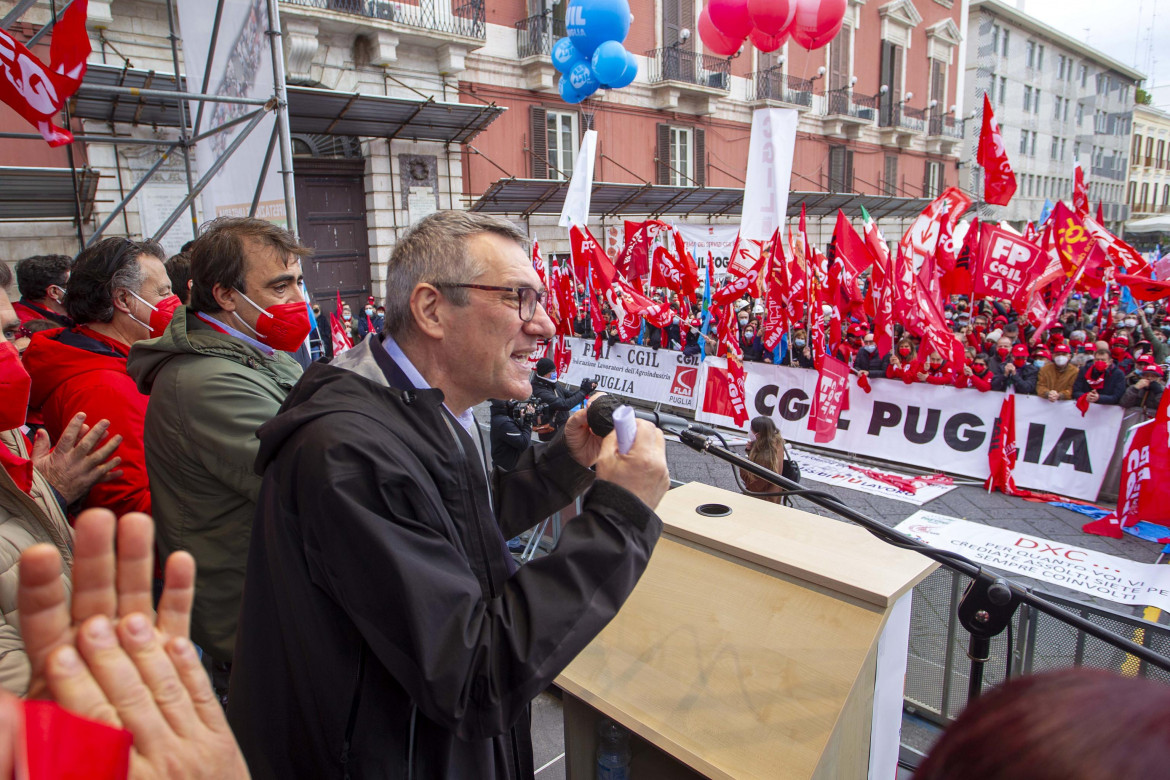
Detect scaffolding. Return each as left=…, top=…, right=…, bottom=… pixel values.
left=1, top=0, right=301, bottom=250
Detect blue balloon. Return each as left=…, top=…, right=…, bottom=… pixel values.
left=591, top=40, right=628, bottom=85
left=551, top=37, right=585, bottom=74
left=606, top=50, right=638, bottom=89
left=568, top=61, right=600, bottom=96
left=566, top=0, right=632, bottom=57
left=558, top=75, right=585, bottom=104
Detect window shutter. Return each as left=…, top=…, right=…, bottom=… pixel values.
left=530, top=106, right=548, bottom=179
left=923, top=162, right=932, bottom=197
left=680, top=0, right=695, bottom=51
left=663, top=0, right=680, bottom=46
left=694, top=127, right=706, bottom=187
left=656, top=123, right=670, bottom=185
left=845, top=149, right=854, bottom=192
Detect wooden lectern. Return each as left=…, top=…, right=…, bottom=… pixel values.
left=555, top=482, right=936, bottom=779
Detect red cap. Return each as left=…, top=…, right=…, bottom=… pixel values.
left=994, top=315, right=1008, bottom=325
left=1011, top=343, right=1029, bottom=357
left=1112, top=335, right=1129, bottom=346
left=1053, top=343, right=1071, bottom=354
left=847, top=323, right=866, bottom=337
left=1035, top=348, right=1052, bottom=359
left=1143, top=365, right=1165, bottom=378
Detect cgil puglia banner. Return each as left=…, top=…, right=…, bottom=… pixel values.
left=693, top=358, right=1125, bottom=501
left=560, top=337, right=700, bottom=411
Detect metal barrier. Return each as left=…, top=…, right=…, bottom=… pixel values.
left=904, top=566, right=1170, bottom=725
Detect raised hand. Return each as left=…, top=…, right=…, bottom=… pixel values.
left=31, top=412, right=123, bottom=504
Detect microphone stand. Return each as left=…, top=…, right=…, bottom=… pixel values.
left=673, top=428, right=1170, bottom=698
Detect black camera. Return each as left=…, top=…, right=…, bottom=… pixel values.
left=508, top=398, right=550, bottom=428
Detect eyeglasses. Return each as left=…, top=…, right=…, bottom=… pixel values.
left=435, top=283, right=547, bottom=322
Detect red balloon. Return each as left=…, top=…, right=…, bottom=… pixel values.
left=790, top=0, right=847, bottom=50
left=707, top=0, right=755, bottom=40
left=749, top=26, right=787, bottom=53
left=747, top=0, right=795, bottom=37
left=698, top=7, right=745, bottom=57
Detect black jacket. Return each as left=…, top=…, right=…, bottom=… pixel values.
left=853, top=347, right=888, bottom=374
left=1073, top=363, right=1127, bottom=404
left=228, top=336, right=661, bottom=779
left=530, top=375, right=587, bottom=441
left=991, top=363, right=1039, bottom=394
left=488, top=400, right=531, bottom=471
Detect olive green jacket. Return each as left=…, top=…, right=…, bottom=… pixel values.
left=126, top=307, right=302, bottom=662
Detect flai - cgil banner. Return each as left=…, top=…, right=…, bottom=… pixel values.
left=897, top=510, right=1170, bottom=611
left=787, top=448, right=957, bottom=506
left=694, top=359, right=1124, bottom=501
left=560, top=338, right=701, bottom=411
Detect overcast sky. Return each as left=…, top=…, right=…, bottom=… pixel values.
left=1018, top=0, right=1170, bottom=111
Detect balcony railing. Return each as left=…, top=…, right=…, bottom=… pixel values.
left=749, top=68, right=814, bottom=106
left=646, top=47, right=731, bottom=91
left=515, top=12, right=565, bottom=59
left=928, top=111, right=963, bottom=138
left=824, top=88, right=878, bottom=121
left=283, top=0, right=485, bottom=39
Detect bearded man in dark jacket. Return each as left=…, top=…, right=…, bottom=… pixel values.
left=228, top=211, right=669, bottom=779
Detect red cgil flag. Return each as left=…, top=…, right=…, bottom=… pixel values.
left=329, top=312, right=352, bottom=356
left=808, top=353, right=850, bottom=444
left=0, top=0, right=91, bottom=146
left=725, top=356, right=750, bottom=427
left=1073, top=162, right=1090, bottom=218
left=976, top=94, right=1017, bottom=206
left=553, top=335, right=572, bottom=377
left=985, top=390, right=1019, bottom=495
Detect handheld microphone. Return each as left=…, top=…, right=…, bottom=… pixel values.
left=585, top=394, right=720, bottom=438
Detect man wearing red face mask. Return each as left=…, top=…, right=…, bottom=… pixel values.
left=992, top=343, right=1039, bottom=394
left=1109, top=335, right=1136, bottom=376
left=125, top=217, right=308, bottom=681
left=911, top=351, right=956, bottom=385
left=0, top=263, right=123, bottom=694
left=1073, top=342, right=1127, bottom=408
left=22, top=238, right=175, bottom=520
left=957, top=354, right=994, bottom=392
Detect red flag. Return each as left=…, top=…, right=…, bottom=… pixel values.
left=985, top=391, right=1019, bottom=494
left=617, top=220, right=668, bottom=279
left=726, top=235, right=766, bottom=280
left=832, top=210, right=875, bottom=277
left=531, top=238, right=546, bottom=286
left=0, top=0, right=90, bottom=146
left=1073, top=162, right=1090, bottom=218
left=973, top=226, right=1046, bottom=308
left=649, top=244, right=688, bottom=295
left=762, top=231, right=788, bottom=351
left=329, top=313, right=352, bottom=355
left=977, top=94, right=1017, bottom=206
left=1115, top=274, right=1170, bottom=301
left=553, top=335, right=572, bottom=377
left=711, top=249, right=766, bottom=306
left=671, top=227, right=701, bottom=305
left=808, top=354, right=850, bottom=443
left=726, top=357, right=749, bottom=427
left=570, top=224, right=609, bottom=283
left=1095, top=201, right=1105, bottom=225
left=861, top=214, right=895, bottom=356
left=549, top=261, right=577, bottom=335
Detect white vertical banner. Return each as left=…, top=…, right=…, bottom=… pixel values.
left=739, top=108, right=798, bottom=241
left=559, top=129, right=597, bottom=228
left=174, top=0, right=286, bottom=225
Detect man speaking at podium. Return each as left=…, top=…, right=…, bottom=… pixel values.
left=228, top=211, right=670, bottom=779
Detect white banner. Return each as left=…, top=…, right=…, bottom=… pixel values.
left=694, top=359, right=1125, bottom=501
left=788, top=448, right=957, bottom=506
left=740, top=108, right=797, bottom=242
left=897, top=510, right=1170, bottom=611
left=560, top=337, right=699, bottom=410
left=175, top=0, right=285, bottom=224
left=559, top=129, right=597, bottom=228
left=671, top=223, right=740, bottom=282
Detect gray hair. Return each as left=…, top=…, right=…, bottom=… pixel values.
left=383, top=210, right=530, bottom=337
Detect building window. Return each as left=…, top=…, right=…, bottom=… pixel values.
left=1060, top=138, right=1066, bottom=161
left=991, top=24, right=999, bottom=54
left=1033, top=89, right=1041, bottom=115
left=1079, top=63, right=1088, bottom=87
left=1064, top=100, right=1070, bottom=122
left=883, top=155, right=898, bottom=196
left=1128, top=181, right=1137, bottom=207
left=1163, top=184, right=1170, bottom=206
left=1002, top=29, right=1010, bottom=56
left=924, top=160, right=944, bottom=198
left=545, top=110, right=578, bottom=181
left=1023, top=85, right=1032, bottom=112
left=1037, top=44, right=1044, bottom=70
left=1057, top=54, right=1067, bottom=80
left=988, top=74, right=996, bottom=103
left=1121, top=85, right=1130, bottom=104
left=669, top=127, right=691, bottom=186
left=1031, top=131, right=1037, bottom=157
left=1158, top=140, right=1166, bottom=167
left=1076, top=102, right=1084, bottom=126
left=999, top=76, right=1007, bottom=106
left=1025, top=40, right=1035, bottom=68
left=1053, top=96, right=1062, bottom=120
left=829, top=146, right=854, bottom=193
left=1050, top=137, right=1059, bottom=161
left=1019, top=128, right=1029, bottom=156
left=1141, top=183, right=1150, bottom=210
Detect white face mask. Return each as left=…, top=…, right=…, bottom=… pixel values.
left=1034, top=359, right=1048, bottom=368
left=1125, top=318, right=1138, bottom=328
left=1054, top=355, right=1070, bottom=367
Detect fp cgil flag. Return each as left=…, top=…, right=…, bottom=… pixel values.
left=0, top=0, right=90, bottom=146
left=976, top=94, right=1017, bottom=206
left=808, top=354, right=850, bottom=444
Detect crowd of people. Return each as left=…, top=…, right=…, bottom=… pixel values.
left=567, top=275, right=1169, bottom=417
left=1, top=213, right=1168, bottom=778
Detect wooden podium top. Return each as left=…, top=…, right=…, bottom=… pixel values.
left=659, top=482, right=935, bottom=609
left=556, top=482, right=936, bottom=779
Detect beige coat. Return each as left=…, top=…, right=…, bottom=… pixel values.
left=0, top=429, right=73, bottom=695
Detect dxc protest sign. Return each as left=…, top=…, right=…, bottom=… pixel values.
left=694, top=359, right=1124, bottom=501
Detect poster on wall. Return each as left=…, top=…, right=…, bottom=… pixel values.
left=671, top=223, right=739, bottom=281
left=694, top=358, right=1124, bottom=501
